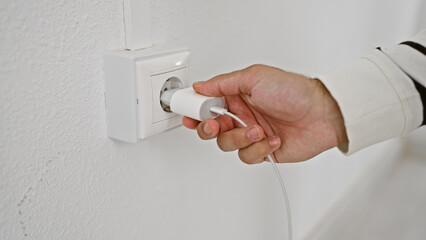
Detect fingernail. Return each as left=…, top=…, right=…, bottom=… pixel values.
left=203, top=122, right=212, bottom=135
left=247, top=126, right=261, bottom=141
left=269, top=136, right=280, bottom=147
left=193, top=81, right=204, bottom=86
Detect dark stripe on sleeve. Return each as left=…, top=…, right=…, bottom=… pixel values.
left=412, top=79, right=426, bottom=126
left=399, top=41, right=426, bottom=126
left=400, top=41, right=426, bottom=56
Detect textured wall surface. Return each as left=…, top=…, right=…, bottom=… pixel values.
left=0, top=0, right=423, bottom=239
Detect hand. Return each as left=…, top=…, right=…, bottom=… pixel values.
left=182, top=64, right=347, bottom=164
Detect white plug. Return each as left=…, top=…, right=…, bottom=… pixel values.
left=160, top=87, right=225, bottom=121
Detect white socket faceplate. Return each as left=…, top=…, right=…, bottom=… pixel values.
left=103, top=47, right=190, bottom=142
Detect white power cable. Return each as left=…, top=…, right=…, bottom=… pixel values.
left=210, top=106, right=293, bottom=240
left=160, top=89, right=293, bottom=239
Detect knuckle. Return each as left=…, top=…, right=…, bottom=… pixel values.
left=237, top=139, right=275, bottom=165
left=217, top=133, right=240, bottom=152
left=243, top=64, right=266, bottom=82
left=238, top=150, right=261, bottom=165
left=258, top=142, right=272, bottom=155
left=216, top=129, right=246, bottom=152
left=246, top=64, right=264, bottom=72
left=238, top=150, right=252, bottom=164
left=216, top=136, right=230, bottom=152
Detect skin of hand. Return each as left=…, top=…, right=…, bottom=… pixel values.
left=182, top=64, right=348, bottom=164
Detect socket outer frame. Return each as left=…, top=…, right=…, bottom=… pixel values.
left=103, top=47, right=190, bottom=142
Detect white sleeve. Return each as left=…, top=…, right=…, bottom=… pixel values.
left=318, top=29, right=426, bottom=155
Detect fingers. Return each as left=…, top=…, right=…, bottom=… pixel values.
left=193, top=64, right=267, bottom=97
left=196, top=119, right=220, bottom=140
left=238, top=136, right=281, bottom=164
left=182, top=116, right=199, bottom=129
left=185, top=116, right=281, bottom=165
left=216, top=125, right=264, bottom=151
left=183, top=110, right=244, bottom=135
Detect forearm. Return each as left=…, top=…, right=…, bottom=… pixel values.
left=319, top=29, right=426, bottom=154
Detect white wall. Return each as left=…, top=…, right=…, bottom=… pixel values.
left=0, top=0, right=423, bottom=239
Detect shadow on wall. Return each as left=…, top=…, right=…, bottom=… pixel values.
left=304, top=130, right=426, bottom=240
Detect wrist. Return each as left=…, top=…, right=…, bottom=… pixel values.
left=313, top=79, right=348, bottom=146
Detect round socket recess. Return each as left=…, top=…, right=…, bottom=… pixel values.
left=160, top=77, right=183, bottom=112
left=150, top=67, right=188, bottom=124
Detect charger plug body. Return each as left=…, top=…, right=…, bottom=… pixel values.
left=161, top=87, right=225, bottom=121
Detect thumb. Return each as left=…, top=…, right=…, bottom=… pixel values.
left=193, top=65, right=262, bottom=97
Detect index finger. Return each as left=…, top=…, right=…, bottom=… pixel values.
left=193, top=65, right=266, bottom=97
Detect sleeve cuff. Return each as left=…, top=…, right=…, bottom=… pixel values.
left=318, top=50, right=422, bottom=155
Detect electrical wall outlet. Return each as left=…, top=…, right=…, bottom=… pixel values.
left=103, top=47, right=190, bottom=142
